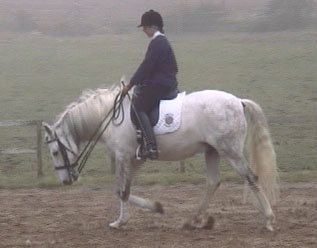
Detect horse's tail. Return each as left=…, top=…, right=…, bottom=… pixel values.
left=242, top=99, right=279, bottom=206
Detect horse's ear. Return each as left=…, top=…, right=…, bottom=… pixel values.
left=42, top=122, right=52, bottom=136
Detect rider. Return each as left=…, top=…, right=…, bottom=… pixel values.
left=121, top=10, right=179, bottom=160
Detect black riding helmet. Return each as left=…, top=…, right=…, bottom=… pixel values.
left=138, top=10, right=164, bottom=33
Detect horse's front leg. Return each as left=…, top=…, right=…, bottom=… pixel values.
left=109, top=199, right=130, bottom=229
left=109, top=158, right=132, bottom=229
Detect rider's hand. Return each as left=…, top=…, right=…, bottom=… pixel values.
left=121, top=84, right=132, bottom=96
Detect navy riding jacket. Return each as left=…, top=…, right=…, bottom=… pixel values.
left=130, top=34, right=178, bottom=87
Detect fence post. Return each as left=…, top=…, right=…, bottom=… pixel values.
left=36, top=121, right=43, bottom=177
left=180, top=160, right=185, bottom=173
left=110, top=156, right=115, bottom=175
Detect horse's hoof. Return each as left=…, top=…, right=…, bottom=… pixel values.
left=154, top=201, right=164, bottom=214
left=109, top=219, right=129, bottom=229
left=109, top=222, right=120, bottom=229
left=182, top=221, right=195, bottom=230
left=202, top=216, right=215, bottom=230
left=265, top=213, right=275, bottom=231
left=266, top=224, right=274, bottom=232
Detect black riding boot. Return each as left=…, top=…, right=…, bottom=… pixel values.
left=137, top=111, right=158, bottom=160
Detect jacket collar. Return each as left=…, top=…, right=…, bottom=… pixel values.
left=152, top=31, right=165, bottom=40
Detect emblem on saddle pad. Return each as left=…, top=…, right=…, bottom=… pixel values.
left=153, top=92, right=186, bottom=135
left=164, top=114, right=174, bottom=126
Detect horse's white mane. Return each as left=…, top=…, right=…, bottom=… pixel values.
left=52, top=77, right=129, bottom=142
left=54, top=83, right=122, bottom=125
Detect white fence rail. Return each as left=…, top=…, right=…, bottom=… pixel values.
left=1, top=120, right=187, bottom=177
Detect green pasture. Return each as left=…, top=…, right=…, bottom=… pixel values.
left=0, top=31, right=316, bottom=189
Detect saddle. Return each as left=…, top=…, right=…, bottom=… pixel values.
left=131, top=88, right=179, bottom=127
left=130, top=88, right=184, bottom=160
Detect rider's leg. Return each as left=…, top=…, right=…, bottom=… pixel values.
left=137, top=110, right=158, bottom=159
left=131, top=84, right=173, bottom=159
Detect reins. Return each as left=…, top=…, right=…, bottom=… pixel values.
left=74, top=84, right=151, bottom=174
left=50, top=84, right=127, bottom=181
left=75, top=90, right=126, bottom=174
left=52, top=82, right=149, bottom=179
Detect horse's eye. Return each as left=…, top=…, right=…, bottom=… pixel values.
left=52, top=151, right=59, bottom=156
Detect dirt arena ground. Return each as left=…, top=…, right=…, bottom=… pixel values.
left=1, top=182, right=316, bottom=248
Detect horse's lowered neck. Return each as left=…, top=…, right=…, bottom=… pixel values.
left=55, top=124, right=80, bottom=155
left=65, top=99, right=117, bottom=147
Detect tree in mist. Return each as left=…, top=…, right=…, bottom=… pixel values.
left=252, top=0, right=315, bottom=32
left=165, top=1, right=228, bottom=33
left=44, top=1, right=95, bottom=36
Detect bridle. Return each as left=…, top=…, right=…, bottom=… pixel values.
left=46, top=88, right=127, bottom=183
left=46, top=134, right=79, bottom=183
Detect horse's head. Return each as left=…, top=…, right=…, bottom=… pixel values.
left=43, top=122, right=79, bottom=185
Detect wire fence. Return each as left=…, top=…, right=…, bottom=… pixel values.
left=0, top=120, right=43, bottom=177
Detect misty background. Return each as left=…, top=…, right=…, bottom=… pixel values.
left=0, top=0, right=316, bottom=185
left=0, top=0, right=316, bottom=35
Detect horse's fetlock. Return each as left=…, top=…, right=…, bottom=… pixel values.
left=248, top=172, right=258, bottom=182
left=193, top=215, right=202, bottom=224
left=154, top=201, right=164, bottom=214
left=117, top=189, right=130, bottom=201
left=216, top=181, right=221, bottom=189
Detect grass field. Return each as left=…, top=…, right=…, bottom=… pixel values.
left=0, top=30, right=316, bottom=189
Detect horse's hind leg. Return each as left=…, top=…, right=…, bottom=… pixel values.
left=129, top=195, right=164, bottom=214
left=228, top=155, right=275, bottom=231
left=185, top=147, right=220, bottom=229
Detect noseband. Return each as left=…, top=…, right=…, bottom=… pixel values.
left=46, top=135, right=79, bottom=182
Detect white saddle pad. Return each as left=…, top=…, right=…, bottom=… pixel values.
left=153, top=92, right=186, bottom=135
